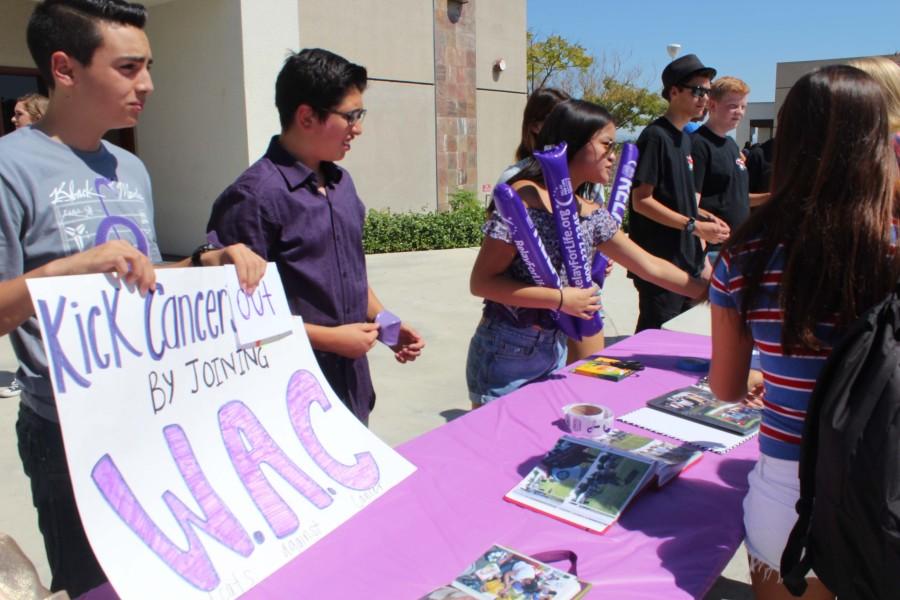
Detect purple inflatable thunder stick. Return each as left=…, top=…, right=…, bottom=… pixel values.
left=492, top=184, right=580, bottom=340
left=534, top=143, right=602, bottom=337
left=591, top=142, right=639, bottom=287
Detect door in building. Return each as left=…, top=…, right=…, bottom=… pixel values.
left=0, top=68, right=46, bottom=136
left=0, top=66, right=135, bottom=152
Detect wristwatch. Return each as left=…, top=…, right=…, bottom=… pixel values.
left=683, top=217, right=696, bottom=234
left=190, top=242, right=218, bottom=267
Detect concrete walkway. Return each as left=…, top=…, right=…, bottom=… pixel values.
left=0, top=248, right=751, bottom=598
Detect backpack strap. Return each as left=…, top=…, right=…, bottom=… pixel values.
left=781, top=286, right=898, bottom=593
left=780, top=405, right=820, bottom=595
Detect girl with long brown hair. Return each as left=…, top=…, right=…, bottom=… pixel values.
left=708, top=65, right=899, bottom=599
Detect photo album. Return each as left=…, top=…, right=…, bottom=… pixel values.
left=420, top=544, right=591, bottom=600
left=504, top=430, right=702, bottom=534
left=645, top=378, right=761, bottom=436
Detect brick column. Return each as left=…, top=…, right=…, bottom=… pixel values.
left=433, top=0, right=477, bottom=211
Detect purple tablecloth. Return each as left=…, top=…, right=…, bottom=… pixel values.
left=84, top=330, right=757, bottom=599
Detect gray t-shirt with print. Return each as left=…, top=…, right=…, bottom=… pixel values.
left=0, top=126, right=161, bottom=422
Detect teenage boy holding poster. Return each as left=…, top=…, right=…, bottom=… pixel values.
left=628, top=54, right=730, bottom=331
left=0, top=1, right=265, bottom=594
left=207, top=49, right=425, bottom=425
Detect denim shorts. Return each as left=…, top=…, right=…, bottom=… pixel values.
left=465, top=317, right=567, bottom=405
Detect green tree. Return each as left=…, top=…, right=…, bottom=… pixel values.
left=584, top=77, right=667, bottom=132
left=527, top=31, right=593, bottom=93
left=528, top=34, right=666, bottom=133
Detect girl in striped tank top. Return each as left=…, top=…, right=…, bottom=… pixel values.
left=708, top=66, right=899, bottom=599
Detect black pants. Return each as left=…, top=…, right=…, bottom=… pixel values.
left=633, top=277, right=692, bottom=333
left=16, top=404, right=107, bottom=596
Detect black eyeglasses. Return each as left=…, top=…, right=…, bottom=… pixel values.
left=677, top=84, right=712, bottom=98
left=328, top=108, right=367, bottom=126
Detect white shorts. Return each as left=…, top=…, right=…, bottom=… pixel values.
left=742, top=454, right=807, bottom=576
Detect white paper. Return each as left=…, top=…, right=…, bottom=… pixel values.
left=225, top=263, right=294, bottom=348
left=618, top=408, right=757, bottom=454
left=26, top=268, right=415, bottom=600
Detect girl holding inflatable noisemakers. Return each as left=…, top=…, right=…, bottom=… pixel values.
left=496, top=87, right=606, bottom=363
left=497, top=87, right=616, bottom=363
left=466, top=99, right=709, bottom=407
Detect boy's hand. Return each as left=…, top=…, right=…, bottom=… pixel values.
left=694, top=218, right=730, bottom=244
left=391, top=324, right=425, bottom=364
left=201, top=243, right=267, bottom=294
left=55, top=240, right=156, bottom=295
left=331, top=323, right=380, bottom=359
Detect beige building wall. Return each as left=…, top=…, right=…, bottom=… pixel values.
left=475, top=3, right=526, bottom=92
left=297, top=0, right=435, bottom=84
left=735, top=101, right=775, bottom=148
left=139, top=0, right=250, bottom=256
left=475, top=90, right=526, bottom=196
left=774, top=58, right=839, bottom=120
left=0, top=1, right=35, bottom=68
left=475, top=0, right=527, bottom=200
left=297, top=0, right=437, bottom=212
left=137, top=0, right=302, bottom=256
left=342, top=80, right=438, bottom=213
left=774, top=55, right=900, bottom=125
left=240, top=0, right=301, bottom=162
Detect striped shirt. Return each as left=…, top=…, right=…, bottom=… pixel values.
left=709, top=240, right=837, bottom=460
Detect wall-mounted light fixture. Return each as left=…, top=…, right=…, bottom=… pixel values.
left=448, top=0, right=469, bottom=24
left=493, top=59, right=507, bottom=72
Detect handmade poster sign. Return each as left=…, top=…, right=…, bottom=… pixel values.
left=26, top=266, right=416, bottom=600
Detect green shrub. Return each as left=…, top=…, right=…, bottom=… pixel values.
left=363, top=188, right=485, bottom=254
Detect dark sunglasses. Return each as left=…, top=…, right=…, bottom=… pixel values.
left=677, top=84, right=712, bottom=98
left=328, top=108, right=367, bottom=126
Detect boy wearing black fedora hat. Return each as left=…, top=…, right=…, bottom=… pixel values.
left=627, top=54, right=730, bottom=331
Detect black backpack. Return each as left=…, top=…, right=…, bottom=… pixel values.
left=781, top=283, right=900, bottom=598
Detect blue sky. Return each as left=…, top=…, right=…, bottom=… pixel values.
left=526, top=0, right=900, bottom=103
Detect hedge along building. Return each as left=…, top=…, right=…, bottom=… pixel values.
left=0, top=0, right=526, bottom=256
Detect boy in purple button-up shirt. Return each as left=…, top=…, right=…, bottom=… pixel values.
left=207, top=48, right=425, bottom=424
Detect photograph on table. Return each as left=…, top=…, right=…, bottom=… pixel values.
left=518, top=439, right=602, bottom=508
left=505, top=432, right=701, bottom=533
left=592, top=429, right=701, bottom=475
left=646, top=382, right=761, bottom=435
left=569, top=453, right=651, bottom=517
left=419, top=544, right=590, bottom=600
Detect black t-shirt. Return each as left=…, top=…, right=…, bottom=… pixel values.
left=691, top=125, right=750, bottom=232
left=747, top=138, right=774, bottom=193
left=629, top=116, right=703, bottom=277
